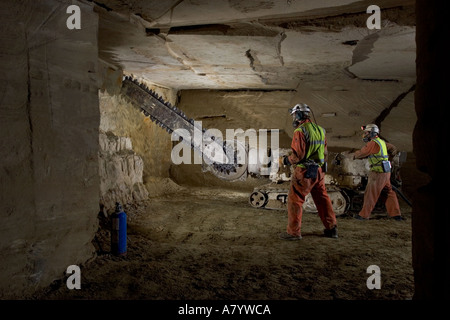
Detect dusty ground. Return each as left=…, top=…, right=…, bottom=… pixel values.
left=34, top=186, right=413, bottom=301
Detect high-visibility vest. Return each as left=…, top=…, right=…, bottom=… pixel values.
left=294, top=121, right=325, bottom=168
left=369, top=137, right=388, bottom=172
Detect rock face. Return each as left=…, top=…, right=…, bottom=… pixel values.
left=0, top=0, right=99, bottom=298
left=99, top=132, right=149, bottom=213
left=98, top=63, right=181, bottom=206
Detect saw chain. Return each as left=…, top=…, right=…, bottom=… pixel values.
left=121, top=76, right=246, bottom=179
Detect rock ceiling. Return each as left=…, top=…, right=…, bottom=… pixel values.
left=93, top=0, right=416, bottom=150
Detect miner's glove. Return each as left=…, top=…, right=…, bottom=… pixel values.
left=281, top=155, right=291, bottom=166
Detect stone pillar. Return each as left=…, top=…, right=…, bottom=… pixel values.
left=413, top=0, right=450, bottom=299
left=0, top=0, right=100, bottom=298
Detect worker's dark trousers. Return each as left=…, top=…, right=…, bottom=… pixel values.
left=358, top=171, right=401, bottom=219
left=287, top=166, right=337, bottom=237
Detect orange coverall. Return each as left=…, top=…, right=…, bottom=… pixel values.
left=354, top=140, right=401, bottom=219
left=286, top=120, right=337, bottom=237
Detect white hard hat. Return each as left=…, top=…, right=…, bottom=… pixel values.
left=289, top=103, right=311, bottom=115
left=361, top=124, right=379, bottom=134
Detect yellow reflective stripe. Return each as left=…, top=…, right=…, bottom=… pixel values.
left=372, top=138, right=388, bottom=159
left=369, top=138, right=388, bottom=172
left=294, top=122, right=326, bottom=166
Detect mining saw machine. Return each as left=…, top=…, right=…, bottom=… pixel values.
left=121, top=76, right=409, bottom=216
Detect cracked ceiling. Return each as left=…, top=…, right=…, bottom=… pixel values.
left=93, top=0, right=416, bottom=151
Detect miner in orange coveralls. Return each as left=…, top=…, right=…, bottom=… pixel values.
left=350, top=124, right=403, bottom=221
left=279, top=103, right=338, bottom=240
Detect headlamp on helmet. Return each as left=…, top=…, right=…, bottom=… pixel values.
left=361, top=124, right=379, bottom=142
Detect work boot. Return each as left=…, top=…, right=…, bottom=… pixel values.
left=324, top=227, right=338, bottom=238
left=354, top=214, right=368, bottom=221
left=279, top=232, right=302, bottom=241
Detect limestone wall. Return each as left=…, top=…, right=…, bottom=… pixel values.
left=99, top=68, right=181, bottom=209
left=0, top=1, right=99, bottom=298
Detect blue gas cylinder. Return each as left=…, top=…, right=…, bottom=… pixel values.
left=111, top=202, right=127, bottom=256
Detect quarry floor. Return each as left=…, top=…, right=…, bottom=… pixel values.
left=35, top=186, right=413, bottom=301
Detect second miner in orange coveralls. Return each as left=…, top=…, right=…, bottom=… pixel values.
left=279, top=103, right=337, bottom=240
left=351, top=124, right=402, bottom=221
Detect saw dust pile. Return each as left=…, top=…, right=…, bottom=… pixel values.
left=35, top=186, right=413, bottom=300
